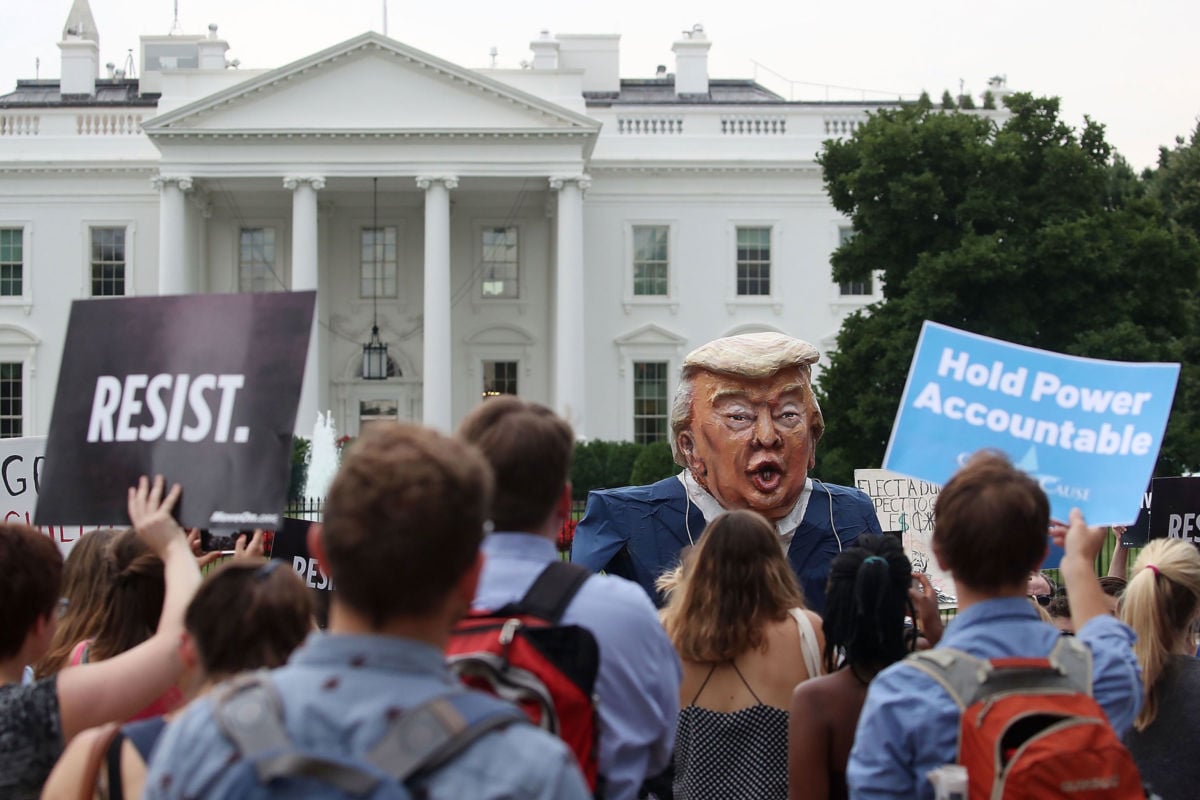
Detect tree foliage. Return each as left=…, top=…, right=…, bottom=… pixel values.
left=815, top=95, right=1200, bottom=484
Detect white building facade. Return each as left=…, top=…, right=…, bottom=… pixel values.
left=1, top=6, right=994, bottom=441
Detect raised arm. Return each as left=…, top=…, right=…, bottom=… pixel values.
left=55, top=476, right=201, bottom=740
left=1053, top=508, right=1110, bottom=632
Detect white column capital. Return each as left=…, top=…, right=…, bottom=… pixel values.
left=549, top=173, right=591, bottom=192
left=152, top=175, right=193, bottom=192
left=283, top=175, right=326, bottom=191
left=416, top=175, right=459, bottom=191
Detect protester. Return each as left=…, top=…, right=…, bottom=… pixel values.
left=43, top=558, right=315, bottom=798
left=144, top=423, right=589, bottom=798
left=34, top=528, right=119, bottom=678
left=846, top=451, right=1142, bottom=799
left=1120, top=538, right=1200, bottom=799
left=572, top=332, right=882, bottom=612
left=1026, top=570, right=1057, bottom=605
left=661, top=509, right=823, bottom=800
left=458, top=397, right=680, bottom=800
left=0, top=476, right=201, bottom=799
left=787, top=535, right=940, bottom=800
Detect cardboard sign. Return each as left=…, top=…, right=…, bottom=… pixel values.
left=269, top=516, right=334, bottom=592
left=0, top=436, right=95, bottom=554
left=885, top=321, right=1178, bottom=525
left=854, top=468, right=956, bottom=605
left=1147, top=477, right=1200, bottom=544
left=35, top=292, right=315, bottom=529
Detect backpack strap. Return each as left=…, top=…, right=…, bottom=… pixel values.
left=1048, top=635, right=1094, bottom=696
left=365, top=691, right=528, bottom=781
left=213, top=672, right=383, bottom=796
left=509, top=561, right=591, bottom=623
left=905, top=648, right=987, bottom=710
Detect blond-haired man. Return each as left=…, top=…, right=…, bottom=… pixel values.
left=572, top=332, right=882, bottom=612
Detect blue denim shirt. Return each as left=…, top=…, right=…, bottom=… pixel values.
left=144, top=632, right=590, bottom=799
left=475, top=532, right=682, bottom=800
left=846, top=597, right=1141, bottom=800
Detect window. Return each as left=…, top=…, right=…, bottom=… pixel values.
left=482, top=360, right=519, bottom=399
left=633, top=225, right=669, bottom=296
left=481, top=227, right=518, bottom=298
left=90, top=227, right=126, bottom=296
left=633, top=361, right=669, bottom=444
left=837, top=226, right=872, bottom=296
left=239, top=227, right=278, bottom=293
left=360, top=226, right=398, bottom=298
left=0, top=362, right=21, bottom=438
left=359, top=399, right=399, bottom=435
left=736, top=226, right=771, bottom=296
left=0, top=228, right=22, bottom=297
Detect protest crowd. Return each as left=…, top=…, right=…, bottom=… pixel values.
left=0, top=331, right=1193, bottom=799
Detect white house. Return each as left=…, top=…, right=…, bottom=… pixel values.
left=0, top=1, right=1007, bottom=441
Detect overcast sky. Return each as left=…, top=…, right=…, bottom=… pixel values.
left=5, top=0, right=1197, bottom=171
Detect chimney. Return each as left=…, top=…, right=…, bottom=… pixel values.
left=59, top=0, right=100, bottom=95
left=197, top=23, right=229, bottom=69
left=556, top=34, right=620, bottom=94
left=672, top=24, right=710, bottom=96
left=530, top=30, right=559, bottom=70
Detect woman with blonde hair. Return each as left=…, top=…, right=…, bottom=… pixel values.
left=1120, top=537, right=1200, bottom=800
left=661, top=509, right=823, bottom=800
left=34, top=528, right=120, bottom=678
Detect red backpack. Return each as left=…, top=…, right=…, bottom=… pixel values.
left=447, top=561, right=602, bottom=794
left=906, top=637, right=1144, bottom=800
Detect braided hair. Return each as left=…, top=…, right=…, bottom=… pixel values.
left=821, top=534, right=912, bottom=675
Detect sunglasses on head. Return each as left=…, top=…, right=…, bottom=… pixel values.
left=1031, top=594, right=1053, bottom=607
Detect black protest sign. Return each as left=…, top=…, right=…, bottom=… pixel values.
left=35, top=292, right=315, bottom=529
left=1120, top=482, right=1152, bottom=547
left=1147, top=476, right=1200, bottom=545
left=269, top=516, right=334, bottom=592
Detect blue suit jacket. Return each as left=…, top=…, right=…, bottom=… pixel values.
left=570, top=476, right=883, bottom=614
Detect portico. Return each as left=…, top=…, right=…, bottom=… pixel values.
left=143, top=33, right=599, bottom=435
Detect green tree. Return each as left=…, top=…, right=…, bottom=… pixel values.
left=940, top=90, right=956, bottom=110
left=815, top=95, right=1200, bottom=483
left=570, top=440, right=643, bottom=501
left=630, top=440, right=678, bottom=485
left=958, top=93, right=976, bottom=110
left=982, top=90, right=996, bottom=110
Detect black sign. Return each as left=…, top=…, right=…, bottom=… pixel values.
left=1121, top=483, right=1153, bottom=547
left=35, top=292, right=315, bottom=529
left=1147, top=476, right=1200, bottom=544
left=269, top=516, right=334, bottom=592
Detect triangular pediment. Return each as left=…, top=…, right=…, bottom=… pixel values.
left=614, top=323, right=688, bottom=348
left=143, top=32, right=599, bottom=136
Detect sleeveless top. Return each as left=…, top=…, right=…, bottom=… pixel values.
left=672, top=609, right=820, bottom=800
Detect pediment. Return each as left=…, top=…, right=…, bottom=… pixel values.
left=614, top=323, right=688, bottom=348
left=143, top=33, right=599, bottom=136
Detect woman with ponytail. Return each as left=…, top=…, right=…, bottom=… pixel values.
left=1121, top=537, right=1200, bottom=799
left=660, top=509, right=824, bottom=800
left=787, top=535, right=941, bottom=800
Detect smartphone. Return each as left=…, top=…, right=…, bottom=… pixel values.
left=200, top=529, right=251, bottom=553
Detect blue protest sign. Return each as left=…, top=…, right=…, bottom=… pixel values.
left=884, top=321, right=1179, bottom=527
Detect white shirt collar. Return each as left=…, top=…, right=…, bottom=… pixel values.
left=677, top=470, right=813, bottom=551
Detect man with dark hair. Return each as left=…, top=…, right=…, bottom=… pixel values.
left=572, top=332, right=882, bottom=611
left=146, top=424, right=589, bottom=798
left=847, top=451, right=1142, bottom=799
left=458, top=397, right=680, bottom=800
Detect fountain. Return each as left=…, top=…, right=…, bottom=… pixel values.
left=303, top=410, right=340, bottom=515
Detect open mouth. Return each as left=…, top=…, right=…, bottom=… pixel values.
left=749, top=464, right=783, bottom=494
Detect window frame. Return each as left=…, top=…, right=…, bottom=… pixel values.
left=481, top=359, right=520, bottom=400
left=725, top=221, right=781, bottom=313
left=359, top=224, right=400, bottom=300
left=830, top=223, right=881, bottom=308
left=631, top=360, right=671, bottom=445
left=478, top=224, right=521, bottom=300
left=82, top=221, right=135, bottom=298
left=623, top=221, right=677, bottom=313
left=237, top=225, right=284, bottom=294
left=0, top=223, right=32, bottom=309
left=0, top=361, right=23, bottom=438
left=735, top=225, right=773, bottom=297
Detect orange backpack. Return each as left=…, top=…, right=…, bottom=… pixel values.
left=906, top=637, right=1144, bottom=799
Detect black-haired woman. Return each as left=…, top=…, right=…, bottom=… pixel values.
left=787, top=534, right=942, bottom=800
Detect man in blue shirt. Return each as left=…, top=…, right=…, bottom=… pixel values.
left=572, top=332, right=881, bottom=612
left=145, top=424, right=589, bottom=799
left=459, top=397, right=682, bottom=800
left=847, top=451, right=1142, bottom=800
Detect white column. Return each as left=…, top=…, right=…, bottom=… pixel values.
left=417, top=175, right=457, bottom=431
left=154, top=175, right=192, bottom=295
left=284, top=175, right=325, bottom=437
left=550, top=174, right=590, bottom=435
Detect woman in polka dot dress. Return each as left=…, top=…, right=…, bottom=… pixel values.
left=660, top=509, right=824, bottom=800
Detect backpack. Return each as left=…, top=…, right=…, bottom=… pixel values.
left=906, top=637, right=1144, bottom=800
left=446, top=560, right=603, bottom=794
left=205, top=672, right=527, bottom=798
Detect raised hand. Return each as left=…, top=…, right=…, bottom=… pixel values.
left=127, top=475, right=185, bottom=557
